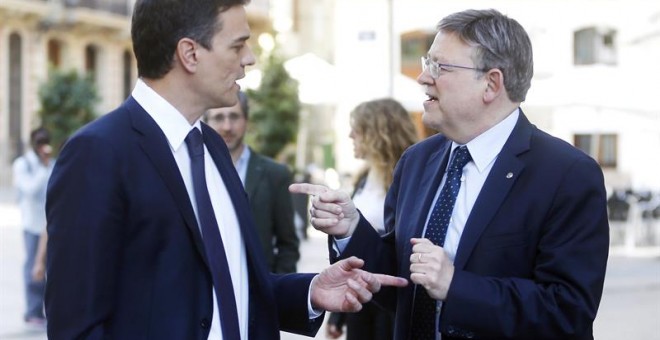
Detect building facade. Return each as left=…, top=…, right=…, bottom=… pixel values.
left=0, top=0, right=136, bottom=188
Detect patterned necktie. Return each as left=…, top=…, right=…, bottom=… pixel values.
left=410, top=145, right=472, bottom=340
left=185, top=128, right=241, bottom=340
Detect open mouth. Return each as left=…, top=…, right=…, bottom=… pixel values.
left=425, top=94, right=438, bottom=102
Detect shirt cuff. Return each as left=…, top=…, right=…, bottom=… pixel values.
left=307, top=275, right=324, bottom=319
left=332, top=235, right=352, bottom=256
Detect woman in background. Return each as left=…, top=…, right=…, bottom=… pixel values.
left=326, top=98, right=418, bottom=340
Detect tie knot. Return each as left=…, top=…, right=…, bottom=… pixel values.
left=185, top=128, right=204, bottom=157
left=449, top=146, right=471, bottom=171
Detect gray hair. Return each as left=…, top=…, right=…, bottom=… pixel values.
left=437, top=9, right=533, bottom=102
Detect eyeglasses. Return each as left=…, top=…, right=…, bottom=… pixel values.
left=206, top=112, right=244, bottom=125
left=421, top=56, right=487, bottom=78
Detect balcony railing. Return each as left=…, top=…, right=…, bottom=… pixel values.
left=70, top=0, right=131, bottom=16
left=32, top=0, right=132, bottom=16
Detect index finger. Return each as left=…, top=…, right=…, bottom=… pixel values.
left=373, top=273, right=408, bottom=288
left=289, top=183, right=329, bottom=196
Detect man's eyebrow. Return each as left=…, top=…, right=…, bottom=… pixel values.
left=233, top=34, right=250, bottom=44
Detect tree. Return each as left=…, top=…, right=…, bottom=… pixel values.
left=38, top=68, right=98, bottom=154
left=246, top=52, right=300, bottom=159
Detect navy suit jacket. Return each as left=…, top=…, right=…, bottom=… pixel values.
left=332, top=111, right=609, bottom=339
left=45, top=97, right=322, bottom=339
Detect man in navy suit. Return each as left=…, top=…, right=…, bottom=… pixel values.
left=44, top=1, right=407, bottom=339
left=291, top=9, right=609, bottom=340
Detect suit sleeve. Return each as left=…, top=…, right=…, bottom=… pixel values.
left=271, top=165, right=300, bottom=273
left=326, top=150, right=408, bottom=313
left=442, top=156, right=609, bottom=339
left=273, top=273, right=324, bottom=336
left=45, top=133, right=125, bottom=340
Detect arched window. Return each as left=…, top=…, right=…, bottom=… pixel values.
left=122, top=49, right=133, bottom=99
left=47, top=39, right=62, bottom=68
left=85, top=44, right=99, bottom=81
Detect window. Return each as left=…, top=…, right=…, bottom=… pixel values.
left=122, top=50, right=133, bottom=99
left=85, top=44, right=98, bottom=81
left=48, top=39, right=62, bottom=68
left=9, top=33, right=24, bottom=160
left=400, top=30, right=435, bottom=79
left=574, top=133, right=618, bottom=168
left=574, top=27, right=617, bottom=65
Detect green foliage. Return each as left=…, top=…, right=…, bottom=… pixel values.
left=38, top=69, right=98, bottom=154
left=246, top=53, right=300, bottom=158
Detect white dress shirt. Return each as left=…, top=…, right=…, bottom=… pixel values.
left=353, top=170, right=387, bottom=234
left=132, top=79, right=249, bottom=340
left=234, top=146, right=251, bottom=186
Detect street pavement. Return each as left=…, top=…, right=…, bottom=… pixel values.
left=1, top=195, right=659, bottom=339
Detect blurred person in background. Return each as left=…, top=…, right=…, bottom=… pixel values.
left=293, top=8, right=609, bottom=340
left=327, top=98, right=418, bottom=340
left=12, top=127, right=54, bottom=326
left=206, top=90, right=300, bottom=273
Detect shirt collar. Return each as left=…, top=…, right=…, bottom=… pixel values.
left=237, top=145, right=251, bottom=166
left=131, top=79, right=201, bottom=151
left=454, top=108, right=519, bottom=173
left=235, top=146, right=251, bottom=185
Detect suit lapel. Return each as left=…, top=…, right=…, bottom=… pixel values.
left=244, top=149, right=263, bottom=199
left=453, top=112, right=533, bottom=269
left=126, top=98, right=208, bottom=265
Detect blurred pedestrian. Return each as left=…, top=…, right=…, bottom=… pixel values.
left=206, top=91, right=300, bottom=273
left=292, top=8, right=609, bottom=340
left=45, top=0, right=407, bottom=339
left=12, top=127, right=53, bottom=326
left=327, top=98, right=418, bottom=339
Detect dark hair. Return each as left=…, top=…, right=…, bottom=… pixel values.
left=131, top=0, right=249, bottom=79
left=30, top=127, right=50, bottom=148
left=437, top=9, right=533, bottom=102
left=237, top=91, right=249, bottom=119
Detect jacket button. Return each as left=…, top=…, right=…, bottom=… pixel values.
left=200, top=318, right=210, bottom=329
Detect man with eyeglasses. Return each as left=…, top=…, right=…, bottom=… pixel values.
left=291, top=8, right=608, bottom=340
left=206, top=91, right=300, bottom=274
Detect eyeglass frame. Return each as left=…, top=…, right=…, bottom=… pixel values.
left=421, top=55, right=489, bottom=78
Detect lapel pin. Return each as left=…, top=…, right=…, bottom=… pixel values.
left=506, top=172, right=513, bottom=179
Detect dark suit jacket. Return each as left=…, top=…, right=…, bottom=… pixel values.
left=332, top=111, right=609, bottom=340
left=245, top=150, right=300, bottom=274
left=45, top=97, right=322, bottom=339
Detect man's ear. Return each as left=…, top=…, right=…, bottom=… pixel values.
left=483, top=69, right=504, bottom=103
left=176, top=38, right=199, bottom=73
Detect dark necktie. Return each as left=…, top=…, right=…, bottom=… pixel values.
left=410, top=145, right=472, bottom=340
left=185, top=128, right=241, bottom=340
